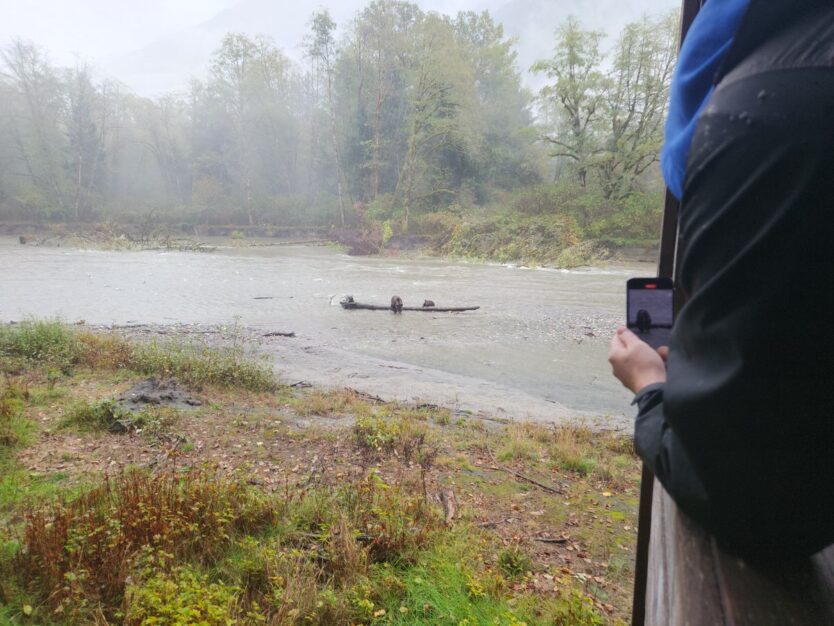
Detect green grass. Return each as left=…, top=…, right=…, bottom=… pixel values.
left=0, top=319, right=277, bottom=392
left=130, top=340, right=276, bottom=392
left=0, top=319, right=81, bottom=374
left=58, top=398, right=126, bottom=431
left=379, top=534, right=603, bottom=625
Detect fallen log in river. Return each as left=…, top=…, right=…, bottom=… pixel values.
left=340, top=299, right=479, bottom=313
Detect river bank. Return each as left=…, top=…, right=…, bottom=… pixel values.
left=3, top=218, right=656, bottom=267
left=91, top=321, right=632, bottom=431
left=0, top=236, right=640, bottom=421
left=0, top=320, right=639, bottom=624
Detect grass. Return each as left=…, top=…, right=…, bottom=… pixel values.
left=291, top=388, right=366, bottom=417
left=57, top=399, right=183, bottom=444
left=0, top=321, right=639, bottom=624
left=0, top=319, right=277, bottom=392
left=130, top=340, right=276, bottom=392
left=58, top=398, right=127, bottom=431
left=494, top=422, right=636, bottom=488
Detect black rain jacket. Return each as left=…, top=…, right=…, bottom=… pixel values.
left=634, top=0, right=834, bottom=558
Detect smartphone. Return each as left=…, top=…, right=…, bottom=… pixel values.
left=627, top=277, right=674, bottom=350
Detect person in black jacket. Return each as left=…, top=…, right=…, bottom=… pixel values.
left=609, top=0, right=834, bottom=559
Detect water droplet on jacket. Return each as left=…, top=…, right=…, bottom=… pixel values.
left=757, top=89, right=769, bottom=101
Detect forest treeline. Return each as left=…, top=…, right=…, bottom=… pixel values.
left=0, top=1, right=678, bottom=258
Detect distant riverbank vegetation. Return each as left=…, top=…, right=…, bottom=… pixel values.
left=0, top=2, right=677, bottom=265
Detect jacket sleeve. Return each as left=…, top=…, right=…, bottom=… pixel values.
left=632, top=383, right=709, bottom=522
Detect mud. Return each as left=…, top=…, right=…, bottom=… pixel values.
left=117, top=378, right=203, bottom=412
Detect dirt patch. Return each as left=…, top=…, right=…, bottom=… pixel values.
left=117, top=378, right=202, bottom=412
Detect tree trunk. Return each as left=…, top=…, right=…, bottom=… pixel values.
left=74, top=153, right=83, bottom=221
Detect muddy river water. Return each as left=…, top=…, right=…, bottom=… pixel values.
left=0, top=237, right=655, bottom=427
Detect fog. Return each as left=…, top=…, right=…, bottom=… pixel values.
left=2, top=0, right=678, bottom=96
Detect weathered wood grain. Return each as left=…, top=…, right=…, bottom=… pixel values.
left=645, top=481, right=834, bottom=625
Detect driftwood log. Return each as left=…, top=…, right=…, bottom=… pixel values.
left=340, top=299, right=479, bottom=313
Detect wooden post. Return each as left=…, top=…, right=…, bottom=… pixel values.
left=631, top=3, right=703, bottom=625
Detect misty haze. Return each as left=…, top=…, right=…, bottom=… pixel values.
left=0, top=0, right=679, bottom=623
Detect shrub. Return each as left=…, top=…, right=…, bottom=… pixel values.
left=439, top=213, right=582, bottom=266
left=18, top=470, right=275, bottom=618
left=124, top=566, right=247, bottom=626
left=339, top=475, right=441, bottom=566
left=0, top=382, right=35, bottom=450
left=59, top=399, right=127, bottom=431
left=352, top=416, right=436, bottom=466
left=498, top=547, right=533, bottom=580
left=0, top=319, right=80, bottom=373
left=131, top=341, right=276, bottom=392
left=554, top=240, right=610, bottom=269
left=214, top=477, right=442, bottom=624
left=76, top=332, right=133, bottom=369
left=548, top=426, right=598, bottom=476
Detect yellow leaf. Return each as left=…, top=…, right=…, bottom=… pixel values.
left=23, top=605, right=33, bottom=616
left=373, top=608, right=386, bottom=617
left=602, top=492, right=612, bottom=497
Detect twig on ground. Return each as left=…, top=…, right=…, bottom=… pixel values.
left=489, top=465, right=564, bottom=494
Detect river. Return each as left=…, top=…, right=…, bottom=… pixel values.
left=0, top=237, right=654, bottom=427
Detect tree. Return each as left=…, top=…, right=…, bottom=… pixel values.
left=206, top=33, right=299, bottom=224
left=532, top=18, right=606, bottom=187
left=0, top=3, right=556, bottom=229
left=595, top=11, right=678, bottom=200
left=65, top=64, right=105, bottom=220
left=1, top=40, right=68, bottom=215
left=393, top=13, right=475, bottom=232
left=307, top=10, right=350, bottom=227
left=454, top=10, right=541, bottom=194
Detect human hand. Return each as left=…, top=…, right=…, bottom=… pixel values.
left=608, top=327, right=667, bottom=394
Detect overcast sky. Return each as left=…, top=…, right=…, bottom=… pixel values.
left=0, top=0, right=678, bottom=97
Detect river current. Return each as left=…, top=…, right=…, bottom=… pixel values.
left=0, top=237, right=654, bottom=424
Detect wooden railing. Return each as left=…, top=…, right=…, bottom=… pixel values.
left=644, top=482, right=834, bottom=624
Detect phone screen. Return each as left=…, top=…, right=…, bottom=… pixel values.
left=627, top=278, right=674, bottom=350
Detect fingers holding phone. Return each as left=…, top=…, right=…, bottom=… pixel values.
left=609, top=326, right=668, bottom=393
left=609, top=278, right=674, bottom=394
